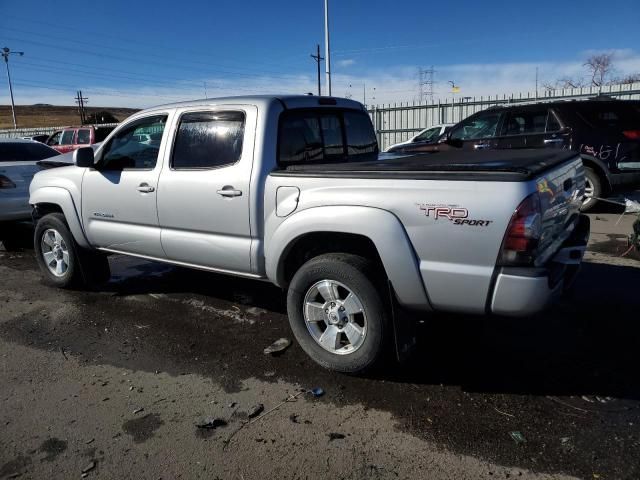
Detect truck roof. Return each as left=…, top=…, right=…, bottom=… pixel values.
left=145, top=95, right=366, bottom=114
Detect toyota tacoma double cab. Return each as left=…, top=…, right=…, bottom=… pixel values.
left=29, top=95, right=590, bottom=373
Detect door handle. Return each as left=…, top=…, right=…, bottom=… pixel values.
left=543, top=138, right=564, bottom=144
left=473, top=143, right=490, bottom=150
left=217, top=186, right=242, bottom=197
left=137, top=183, right=155, bottom=193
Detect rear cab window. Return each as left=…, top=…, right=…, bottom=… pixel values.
left=278, top=109, right=377, bottom=166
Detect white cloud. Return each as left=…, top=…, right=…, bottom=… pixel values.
left=337, top=59, right=355, bottom=67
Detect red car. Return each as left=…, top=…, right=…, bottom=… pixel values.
left=46, top=125, right=114, bottom=154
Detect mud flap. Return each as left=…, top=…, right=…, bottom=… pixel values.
left=388, top=281, right=417, bottom=363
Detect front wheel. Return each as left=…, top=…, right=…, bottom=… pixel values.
left=34, top=213, right=110, bottom=288
left=286, top=253, right=389, bottom=373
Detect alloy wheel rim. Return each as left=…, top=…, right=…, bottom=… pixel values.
left=41, top=228, right=70, bottom=277
left=583, top=177, right=594, bottom=206
left=302, top=279, right=367, bottom=355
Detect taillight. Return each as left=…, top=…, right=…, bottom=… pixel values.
left=623, top=130, right=640, bottom=140
left=0, top=175, right=16, bottom=189
left=498, top=193, right=542, bottom=266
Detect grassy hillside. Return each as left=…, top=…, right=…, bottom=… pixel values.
left=0, top=105, right=140, bottom=129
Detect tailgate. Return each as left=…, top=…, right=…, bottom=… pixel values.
left=534, top=154, right=585, bottom=266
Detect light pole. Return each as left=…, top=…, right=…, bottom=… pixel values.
left=324, top=0, right=332, bottom=96
left=2, top=47, right=24, bottom=130
left=448, top=80, right=459, bottom=123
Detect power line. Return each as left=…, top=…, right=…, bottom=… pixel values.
left=310, top=44, right=324, bottom=96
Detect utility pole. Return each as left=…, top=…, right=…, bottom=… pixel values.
left=75, top=90, right=88, bottom=124
left=2, top=47, right=24, bottom=130
left=418, top=66, right=435, bottom=103
left=535, top=66, right=539, bottom=100
left=310, top=44, right=324, bottom=96
left=324, top=0, right=332, bottom=96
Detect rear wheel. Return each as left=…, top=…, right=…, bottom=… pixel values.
left=580, top=167, right=602, bottom=212
left=287, top=253, right=389, bottom=373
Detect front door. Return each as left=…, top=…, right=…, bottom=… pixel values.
left=81, top=113, right=170, bottom=258
left=157, top=107, right=256, bottom=274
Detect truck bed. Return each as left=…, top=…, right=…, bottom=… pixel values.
left=274, top=149, right=578, bottom=182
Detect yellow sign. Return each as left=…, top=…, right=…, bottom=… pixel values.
left=452, top=86, right=461, bottom=93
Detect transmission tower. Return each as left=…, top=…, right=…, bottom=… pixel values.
left=418, top=66, right=435, bottom=103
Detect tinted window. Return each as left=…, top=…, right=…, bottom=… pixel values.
left=47, top=131, right=61, bottom=146
left=500, top=109, right=548, bottom=136
left=278, top=110, right=377, bottom=166
left=94, top=127, right=114, bottom=142
left=172, top=111, right=245, bottom=169
left=77, top=129, right=91, bottom=144
left=343, top=111, right=377, bottom=159
left=0, top=142, right=60, bottom=162
left=546, top=111, right=562, bottom=132
left=99, top=115, right=167, bottom=170
left=414, top=126, right=441, bottom=142
left=450, top=111, right=502, bottom=140
left=574, top=102, right=640, bottom=130
left=60, top=130, right=75, bottom=145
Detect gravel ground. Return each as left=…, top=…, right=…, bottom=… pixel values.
left=1, top=208, right=639, bottom=480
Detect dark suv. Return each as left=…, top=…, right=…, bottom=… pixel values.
left=418, top=98, right=640, bottom=210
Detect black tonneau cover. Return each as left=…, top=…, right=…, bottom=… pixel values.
left=273, top=149, right=579, bottom=182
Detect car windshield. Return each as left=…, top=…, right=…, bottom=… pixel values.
left=413, top=126, right=441, bottom=142
left=0, top=142, right=60, bottom=162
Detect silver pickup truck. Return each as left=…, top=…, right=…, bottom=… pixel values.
left=29, top=95, right=589, bottom=373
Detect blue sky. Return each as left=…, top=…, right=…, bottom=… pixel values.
left=1, top=0, right=639, bottom=107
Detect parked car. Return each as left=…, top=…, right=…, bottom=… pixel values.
left=46, top=125, right=115, bottom=154
left=0, top=139, right=59, bottom=249
left=385, top=123, right=453, bottom=153
left=421, top=97, right=640, bottom=210
left=22, top=134, right=50, bottom=143
left=29, top=95, right=589, bottom=373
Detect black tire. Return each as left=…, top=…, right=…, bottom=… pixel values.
left=287, top=253, right=389, bottom=374
left=34, top=213, right=110, bottom=288
left=580, top=167, right=602, bottom=212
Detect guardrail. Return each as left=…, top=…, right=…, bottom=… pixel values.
left=368, top=82, right=640, bottom=151
left=0, top=123, right=120, bottom=139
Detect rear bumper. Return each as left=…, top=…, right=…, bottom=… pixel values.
left=490, top=215, right=590, bottom=316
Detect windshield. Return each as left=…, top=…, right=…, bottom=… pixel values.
left=413, top=126, right=441, bottom=142
left=0, top=142, right=60, bottom=162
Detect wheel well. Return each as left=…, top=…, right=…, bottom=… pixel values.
left=32, top=203, right=64, bottom=222
left=580, top=157, right=611, bottom=194
left=281, top=232, right=386, bottom=286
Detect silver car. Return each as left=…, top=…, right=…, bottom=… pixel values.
left=0, top=139, right=59, bottom=249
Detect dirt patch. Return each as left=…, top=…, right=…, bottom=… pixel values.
left=122, top=413, right=164, bottom=443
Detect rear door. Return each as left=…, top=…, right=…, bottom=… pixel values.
left=157, top=106, right=256, bottom=274
left=497, top=106, right=569, bottom=150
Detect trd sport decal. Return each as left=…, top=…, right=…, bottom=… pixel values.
left=418, top=204, right=493, bottom=227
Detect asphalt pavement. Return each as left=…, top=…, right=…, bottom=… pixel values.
left=1, top=206, right=639, bottom=480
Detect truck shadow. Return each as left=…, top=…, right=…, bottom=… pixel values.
left=104, top=255, right=640, bottom=401
left=386, top=261, right=640, bottom=400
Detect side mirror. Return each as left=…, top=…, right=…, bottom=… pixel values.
left=74, top=146, right=94, bottom=168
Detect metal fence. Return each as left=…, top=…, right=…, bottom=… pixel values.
left=0, top=123, right=119, bottom=139
left=368, top=82, right=640, bottom=151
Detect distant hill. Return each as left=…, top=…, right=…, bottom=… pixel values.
left=0, top=105, right=140, bottom=129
